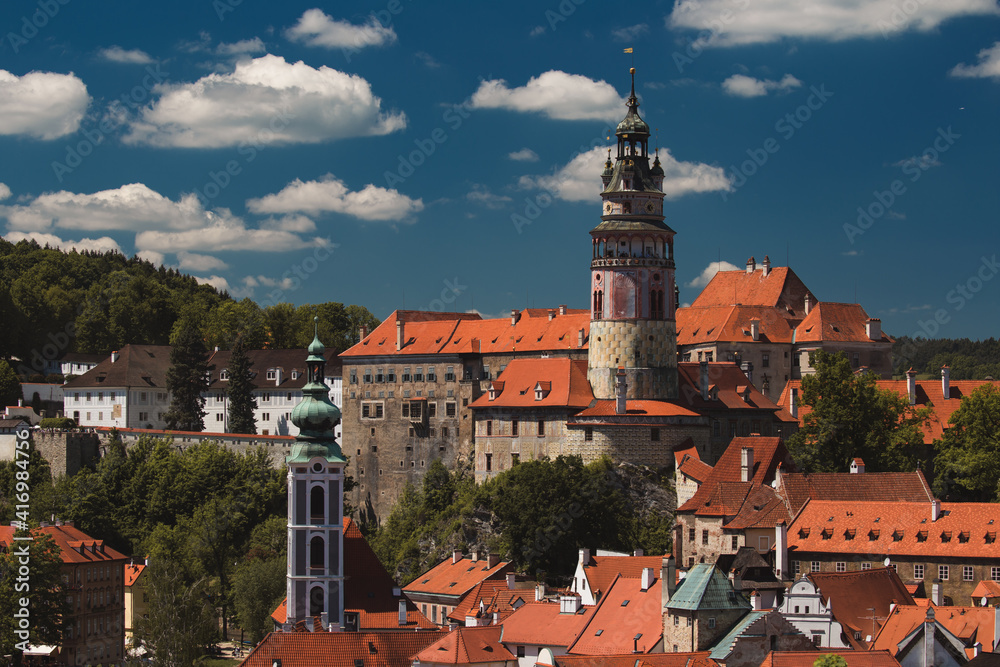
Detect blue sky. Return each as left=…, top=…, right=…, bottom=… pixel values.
left=1, top=0, right=999, bottom=340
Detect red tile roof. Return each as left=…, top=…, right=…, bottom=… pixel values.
left=691, top=266, right=813, bottom=313
left=557, top=653, right=718, bottom=667
left=758, top=650, right=901, bottom=667
left=404, top=555, right=512, bottom=600
left=447, top=578, right=531, bottom=625
left=971, top=580, right=1000, bottom=601
left=678, top=456, right=713, bottom=485
left=499, top=600, right=597, bottom=648
left=124, top=562, right=146, bottom=587
left=777, top=377, right=1000, bottom=443
left=675, top=363, right=790, bottom=415
left=271, top=517, right=434, bottom=630
left=572, top=400, right=700, bottom=418
left=776, top=470, right=933, bottom=516
left=469, top=359, right=593, bottom=410
left=412, top=625, right=514, bottom=665
left=341, top=309, right=589, bottom=358
left=787, top=500, right=1000, bottom=560
left=569, top=575, right=663, bottom=655
left=677, top=305, right=795, bottom=345
left=239, top=630, right=445, bottom=667
left=872, top=605, right=997, bottom=656
left=794, top=302, right=891, bottom=344
left=806, top=568, right=916, bottom=650
left=0, top=523, right=128, bottom=564
left=581, top=555, right=665, bottom=601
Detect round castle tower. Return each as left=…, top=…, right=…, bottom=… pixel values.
left=587, top=68, right=678, bottom=400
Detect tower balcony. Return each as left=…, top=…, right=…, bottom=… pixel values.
left=591, top=256, right=674, bottom=270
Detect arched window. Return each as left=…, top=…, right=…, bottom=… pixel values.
left=310, top=536, right=324, bottom=571
left=309, top=585, right=325, bottom=617
left=310, top=485, right=324, bottom=524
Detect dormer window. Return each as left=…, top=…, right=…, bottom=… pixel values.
left=941, top=531, right=952, bottom=542
left=821, top=528, right=833, bottom=540
left=291, top=370, right=299, bottom=380
left=220, top=370, right=229, bottom=381
left=868, top=529, right=880, bottom=541
left=892, top=530, right=904, bottom=542
left=917, top=530, right=928, bottom=542
left=266, top=370, right=276, bottom=381
left=535, top=381, right=551, bottom=401
left=488, top=381, right=504, bottom=401
left=844, top=529, right=856, bottom=540
left=798, top=528, right=810, bottom=539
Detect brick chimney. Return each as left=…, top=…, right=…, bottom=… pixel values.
left=942, top=366, right=951, bottom=399
left=804, top=293, right=812, bottom=315
left=559, top=305, right=567, bottom=315
left=740, top=447, right=754, bottom=482
left=396, top=320, right=405, bottom=351
left=789, top=387, right=798, bottom=418
left=662, top=556, right=676, bottom=606
left=487, top=554, right=500, bottom=568
left=906, top=368, right=917, bottom=406
left=775, top=521, right=788, bottom=580
left=641, top=567, right=655, bottom=592
left=511, top=309, right=518, bottom=326
left=750, top=319, right=760, bottom=341
left=746, top=256, right=756, bottom=273
left=111, top=350, right=119, bottom=363
left=762, top=255, right=771, bottom=276
left=452, top=550, right=462, bottom=564
left=548, top=309, right=556, bottom=321
left=578, top=328, right=585, bottom=348
left=866, top=318, right=882, bottom=341
left=359, top=324, right=368, bottom=340
left=615, top=367, right=627, bottom=415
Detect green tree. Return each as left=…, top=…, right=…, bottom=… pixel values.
left=0, top=360, right=20, bottom=407
left=263, top=303, right=301, bottom=349
left=203, top=299, right=267, bottom=350
left=933, top=384, right=1000, bottom=501
left=226, top=335, right=257, bottom=434
left=164, top=325, right=211, bottom=432
left=786, top=351, right=929, bottom=473
left=0, top=529, right=69, bottom=660
left=232, top=555, right=285, bottom=644
left=813, top=655, right=848, bottom=667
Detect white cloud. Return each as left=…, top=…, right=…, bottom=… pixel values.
left=195, top=275, right=231, bottom=293
left=1, top=183, right=209, bottom=233
left=519, top=146, right=730, bottom=202
left=0, top=70, right=90, bottom=140
left=99, top=46, right=154, bottom=64
left=285, top=9, right=397, bottom=49
left=470, top=70, right=624, bottom=121
left=0, top=184, right=10, bottom=201
left=612, top=24, right=649, bottom=41
left=951, top=41, right=1000, bottom=79
left=686, top=261, right=741, bottom=289
left=123, top=54, right=406, bottom=148
left=138, top=250, right=165, bottom=266
left=247, top=174, right=423, bottom=222
left=722, top=73, right=801, bottom=97
left=3, top=231, right=121, bottom=254
left=466, top=185, right=512, bottom=209
left=893, top=154, right=940, bottom=170
left=216, top=38, right=266, bottom=56
left=253, top=275, right=298, bottom=289
left=508, top=148, right=540, bottom=162
left=259, top=214, right=317, bottom=233
left=668, top=0, right=1000, bottom=46
left=177, top=251, right=228, bottom=272
left=415, top=52, right=441, bottom=69
left=135, top=214, right=332, bottom=254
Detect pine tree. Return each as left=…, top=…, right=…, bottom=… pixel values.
left=164, top=324, right=210, bottom=432
left=226, top=335, right=257, bottom=434
left=0, top=360, right=20, bottom=408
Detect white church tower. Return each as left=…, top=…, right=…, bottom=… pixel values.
left=285, top=318, right=346, bottom=631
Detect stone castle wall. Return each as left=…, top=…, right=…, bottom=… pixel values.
left=32, top=430, right=100, bottom=477
left=588, top=319, right=677, bottom=399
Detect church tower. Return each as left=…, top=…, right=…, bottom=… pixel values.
left=588, top=68, right=678, bottom=400
left=285, top=318, right=346, bottom=631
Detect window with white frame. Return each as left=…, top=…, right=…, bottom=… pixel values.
left=939, top=565, right=949, bottom=581
left=914, top=564, right=924, bottom=580
left=964, top=565, right=974, bottom=581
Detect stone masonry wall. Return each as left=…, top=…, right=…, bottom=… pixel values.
left=588, top=320, right=677, bottom=399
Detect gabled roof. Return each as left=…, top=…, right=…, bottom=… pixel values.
left=675, top=363, right=790, bottom=414
left=239, top=630, right=445, bottom=667
left=677, top=436, right=791, bottom=517
left=412, top=625, right=514, bottom=665
left=787, top=500, right=1000, bottom=559
left=891, top=607, right=970, bottom=665
left=714, top=547, right=785, bottom=592
left=557, top=653, right=718, bottom=667
left=403, top=555, right=512, bottom=600
left=469, top=359, right=593, bottom=410
left=499, top=600, right=597, bottom=648
left=677, top=305, right=795, bottom=345
left=205, top=347, right=340, bottom=389
left=446, top=578, right=530, bottom=624
left=341, top=309, right=589, bottom=358
left=708, top=610, right=768, bottom=660
left=63, top=344, right=173, bottom=389
left=690, top=266, right=813, bottom=317
left=776, top=377, right=1000, bottom=443
left=0, top=523, right=128, bottom=564
left=569, top=575, right=663, bottom=655
left=580, top=554, right=666, bottom=601
left=124, top=562, right=146, bottom=587
left=805, top=568, right=915, bottom=650
left=776, top=469, right=933, bottom=517
left=794, top=302, right=891, bottom=344
left=271, top=517, right=434, bottom=630
left=758, top=650, right=901, bottom=667
left=665, top=564, right=749, bottom=612
left=678, top=456, right=713, bottom=484
left=971, top=580, right=1000, bottom=601
left=873, top=605, right=998, bottom=657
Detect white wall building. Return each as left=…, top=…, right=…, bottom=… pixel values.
left=777, top=576, right=850, bottom=648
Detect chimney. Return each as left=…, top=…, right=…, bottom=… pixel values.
left=804, top=294, right=812, bottom=315
left=511, top=309, right=518, bottom=326
left=641, top=567, right=655, bottom=592
left=398, top=598, right=407, bottom=626
left=535, top=583, right=546, bottom=601
left=615, top=367, right=627, bottom=415
left=487, top=554, right=500, bottom=568
left=740, top=447, right=754, bottom=482
left=751, top=590, right=762, bottom=611
left=111, top=350, right=119, bottom=363
left=866, top=318, right=882, bottom=341
left=700, top=360, right=709, bottom=400
left=762, top=255, right=771, bottom=276
left=633, top=549, right=644, bottom=557
left=471, top=550, right=479, bottom=562
left=906, top=368, right=917, bottom=406
left=274, top=367, right=283, bottom=387
left=453, top=550, right=462, bottom=564
left=674, top=284, right=680, bottom=312
left=729, top=568, right=742, bottom=592
left=559, top=305, right=567, bottom=315
left=548, top=309, right=556, bottom=321
left=789, top=387, right=798, bottom=419
left=506, top=572, right=516, bottom=589
left=396, top=320, right=405, bottom=351
left=359, top=325, right=369, bottom=340
left=559, top=595, right=582, bottom=614
left=941, top=366, right=951, bottom=399
left=578, top=328, right=585, bottom=348
left=931, top=499, right=941, bottom=522
left=775, top=521, right=788, bottom=580
left=746, top=256, right=756, bottom=273
left=579, top=548, right=590, bottom=567
left=850, top=458, right=865, bottom=474
left=974, top=642, right=983, bottom=658
left=924, top=607, right=936, bottom=666
left=750, top=319, right=760, bottom=341
left=662, top=556, right=676, bottom=607
left=993, top=607, right=1000, bottom=651
left=932, top=583, right=944, bottom=606
left=741, top=361, right=753, bottom=385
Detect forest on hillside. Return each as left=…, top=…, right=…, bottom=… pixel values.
left=0, top=239, right=379, bottom=376
left=892, top=336, right=1000, bottom=379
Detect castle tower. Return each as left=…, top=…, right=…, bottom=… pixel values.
left=285, top=318, right=346, bottom=631
left=588, top=68, right=678, bottom=400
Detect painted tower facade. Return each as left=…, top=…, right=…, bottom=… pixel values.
left=588, top=68, right=678, bottom=400
left=285, top=319, right=347, bottom=631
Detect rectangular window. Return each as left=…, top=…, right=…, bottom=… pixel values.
left=861, top=562, right=872, bottom=570
left=427, top=367, right=436, bottom=382
left=402, top=368, right=411, bottom=382
left=402, top=403, right=409, bottom=417
left=446, top=402, right=457, bottom=417
left=485, top=453, right=492, bottom=471
left=512, top=420, right=519, bottom=436
left=964, top=565, right=974, bottom=582
left=363, top=369, right=372, bottom=383
left=350, top=370, right=357, bottom=384
left=266, top=370, right=276, bottom=380
left=410, top=402, right=422, bottom=419
left=914, top=564, right=924, bottom=580
left=262, top=413, right=269, bottom=421
left=216, top=413, right=224, bottom=422
left=414, top=367, right=424, bottom=382
left=387, top=369, right=396, bottom=383
left=794, top=561, right=801, bottom=576
left=428, top=402, right=437, bottom=418
left=361, top=402, right=383, bottom=419
left=261, top=392, right=271, bottom=402
left=992, top=567, right=1000, bottom=581
left=762, top=353, right=770, bottom=368
left=836, top=562, right=846, bottom=573
left=538, top=420, right=545, bottom=436
left=708, top=617, right=716, bottom=629
left=511, top=453, right=519, bottom=465
left=584, top=427, right=593, bottom=441
left=651, top=428, right=660, bottom=441
left=689, top=528, right=695, bottom=542
left=485, top=420, right=493, bottom=436
left=731, top=535, right=739, bottom=550
left=375, top=368, right=384, bottom=383
left=702, top=530, right=709, bottom=546
left=483, top=365, right=491, bottom=380
left=811, top=561, right=821, bottom=572
left=939, top=565, right=949, bottom=581
left=442, top=427, right=449, bottom=437
left=446, top=366, right=455, bottom=382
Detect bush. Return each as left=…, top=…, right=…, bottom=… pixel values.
left=28, top=373, right=45, bottom=383
left=40, top=417, right=76, bottom=429
left=45, top=373, right=64, bottom=384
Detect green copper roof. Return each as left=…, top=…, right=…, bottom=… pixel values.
left=288, top=321, right=344, bottom=464
left=307, top=316, right=325, bottom=362
left=616, top=68, right=650, bottom=137
left=666, top=564, right=751, bottom=612
left=709, top=610, right=765, bottom=660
